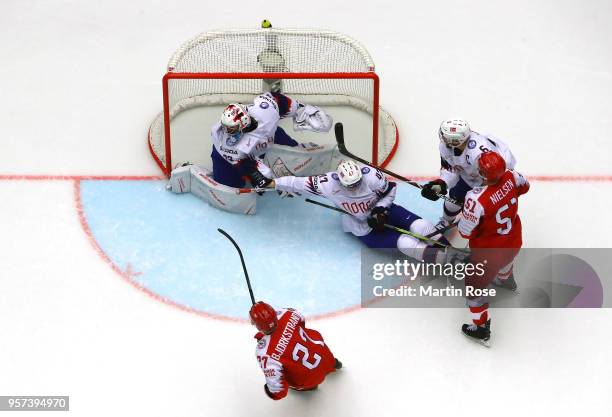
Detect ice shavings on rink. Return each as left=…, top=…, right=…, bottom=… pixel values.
left=79, top=179, right=442, bottom=319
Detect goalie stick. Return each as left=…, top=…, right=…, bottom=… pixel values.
left=235, top=187, right=278, bottom=195
left=334, top=123, right=461, bottom=206
left=217, top=228, right=256, bottom=305
left=304, top=198, right=466, bottom=252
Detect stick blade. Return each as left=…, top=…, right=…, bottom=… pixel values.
left=334, top=122, right=345, bottom=149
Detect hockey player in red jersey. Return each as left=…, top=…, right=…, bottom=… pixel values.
left=250, top=301, right=341, bottom=400
left=457, top=151, right=530, bottom=345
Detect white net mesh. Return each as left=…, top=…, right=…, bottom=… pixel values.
left=168, top=29, right=375, bottom=72
left=148, top=28, right=398, bottom=174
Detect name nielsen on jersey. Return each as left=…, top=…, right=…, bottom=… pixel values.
left=488, top=178, right=515, bottom=205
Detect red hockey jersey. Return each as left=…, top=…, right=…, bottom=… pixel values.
left=254, top=308, right=336, bottom=400
left=458, top=170, right=530, bottom=248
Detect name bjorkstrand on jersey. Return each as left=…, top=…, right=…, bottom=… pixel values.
left=270, top=311, right=301, bottom=361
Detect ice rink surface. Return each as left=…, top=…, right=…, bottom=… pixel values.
left=1, top=1, right=611, bottom=416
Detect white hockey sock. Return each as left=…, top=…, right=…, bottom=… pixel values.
left=397, top=234, right=428, bottom=260
left=442, top=200, right=462, bottom=224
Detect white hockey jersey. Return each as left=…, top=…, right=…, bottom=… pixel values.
left=211, top=93, right=288, bottom=166
left=275, top=167, right=396, bottom=236
left=439, top=132, right=516, bottom=189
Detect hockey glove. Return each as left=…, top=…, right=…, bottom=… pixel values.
left=249, top=169, right=272, bottom=189
left=421, top=179, right=448, bottom=201
left=264, top=384, right=275, bottom=399
left=264, top=384, right=286, bottom=400
left=367, top=206, right=390, bottom=231
left=277, top=190, right=296, bottom=199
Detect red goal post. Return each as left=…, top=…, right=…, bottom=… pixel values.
left=148, top=27, right=399, bottom=177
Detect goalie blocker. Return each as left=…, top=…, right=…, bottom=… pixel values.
left=167, top=143, right=338, bottom=214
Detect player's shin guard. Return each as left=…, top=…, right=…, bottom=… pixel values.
left=409, top=219, right=450, bottom=263
left=410, top=218, right=437, bottom=237
left=467, top=298, right=489, bottom=326
left=441, top=200, right=462, bottom=225
left=464, top=298, right=491, bottom=346
left=397, top=234, right=428, bottom=260
left=397, top=219, right=452, bottom=263
left=492, top=262, right=518, bottom=291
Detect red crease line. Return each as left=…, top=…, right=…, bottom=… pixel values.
left=0, top=174, right=165, bottom=181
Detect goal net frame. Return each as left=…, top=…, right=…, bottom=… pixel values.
left=148, top=28, right=399, bottom=177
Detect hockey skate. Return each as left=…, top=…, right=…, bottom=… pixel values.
left=461, top=319, right=491, bottom=347
left=418, top=219, right=451, bottom=244
left=434, top=218, right=450, bottom=231
left=492, top=273, right=518, bottom=292
left=444, top=246, right=470, bottom=265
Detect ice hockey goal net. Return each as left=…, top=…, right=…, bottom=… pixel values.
left=148, top=27, right=399, bottom=176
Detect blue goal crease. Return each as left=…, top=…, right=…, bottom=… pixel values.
left=79, top=180, right=442, bottom=319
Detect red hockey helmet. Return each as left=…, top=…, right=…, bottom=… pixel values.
left=478, top=152, right=506, bottom=184
left=249, top=301, right=278, bottom=334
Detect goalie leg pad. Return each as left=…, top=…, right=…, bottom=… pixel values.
left=264, top=143, right=337, bottom=177
left=169, top=164, right=257, bottom=215
left=166, top=164, right=192, bottom=193
left=191, top=167, right=257, bottom=215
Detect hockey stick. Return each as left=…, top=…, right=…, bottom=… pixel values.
left=304, top=198, right=454, bottom=249
left=334, top=123, right=461, bottom=206
left=235, top=187, right=278, bottom=194
left=217, top=228, right=256, bottom=305
left=424, top=222, right=457, bottom=238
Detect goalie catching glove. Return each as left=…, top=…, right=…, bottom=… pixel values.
left=421, top=179, right=448, bottom=201
left=293, top=104, right=333, bottom=133
left=367, top=206, right=390, bottom=231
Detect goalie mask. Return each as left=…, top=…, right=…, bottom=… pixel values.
left=439, top=118, right=471, bottom=148
left=337, top=160, right=363, bottom=188
left=221, top=103, right=251, bottom=139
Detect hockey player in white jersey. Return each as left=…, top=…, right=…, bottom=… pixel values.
left=269, top=160, right=450, bottom=262
left=420, top=119, right=516, bottom=228
left=211, top=92, right=332, bottom=189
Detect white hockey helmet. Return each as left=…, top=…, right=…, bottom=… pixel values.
left=337, top=160, right=363, bottom=188
left=439, top=118, right=471, bottom=148
left=221, top=103, right=251, bottom=137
